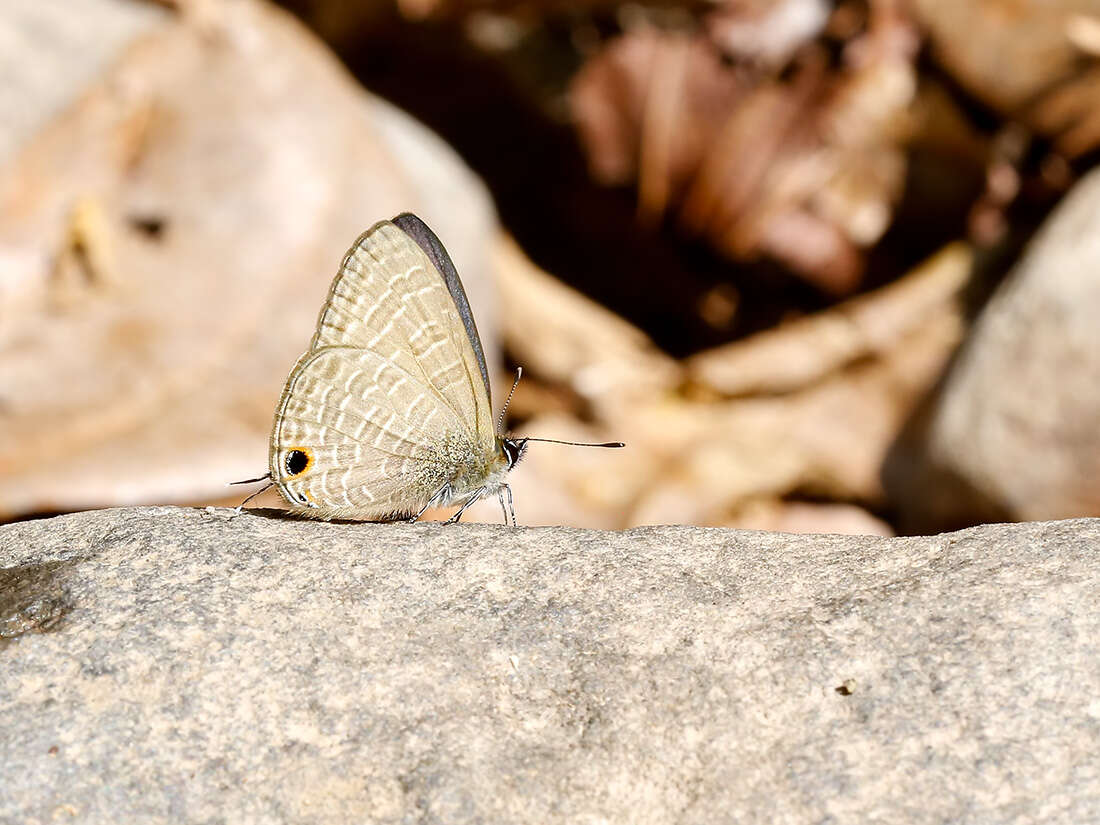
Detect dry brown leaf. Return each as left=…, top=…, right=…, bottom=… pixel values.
left=571, top=30, right=743, bottom=203
left=623, top=306, right=962, bottom=525
left=493, top=231, right=681, bottom=416
left=494, top=237, right=968, bottom=528
left=707, top=0, right=832, bottom=68
left=686, top=242, right=971, bottom=396
left=570, top=1, right=918, bottom=294
left=913, top=0, right=1100, bottom=157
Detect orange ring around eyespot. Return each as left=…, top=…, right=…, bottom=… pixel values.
left=283, top=447, right=314, bottom=478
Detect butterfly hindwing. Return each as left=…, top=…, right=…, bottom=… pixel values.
left=272, top=346, right=480, bottom=519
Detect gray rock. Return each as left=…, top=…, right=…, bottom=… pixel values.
left=2, top=507, right=1098, bottom=823
left=886, top=167, right=1100, bottom=531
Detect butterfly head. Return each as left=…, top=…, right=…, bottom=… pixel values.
left=500, top=437, right=529, bottom=470
left=494, top=368, right=622, bottom=477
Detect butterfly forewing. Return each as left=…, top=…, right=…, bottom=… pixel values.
left=392, top=212, right=493, bottom=407
left=308, top=220, right=494, bottom=445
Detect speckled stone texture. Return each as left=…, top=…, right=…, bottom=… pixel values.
left=2, top=507, right=1098, bottom=824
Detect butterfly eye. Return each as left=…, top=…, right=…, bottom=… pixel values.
left=502, top=438, right=525, bottom=468
left=284, top=448, right=312, bottom=477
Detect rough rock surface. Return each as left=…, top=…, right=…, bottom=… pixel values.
left=2, top=507, right=1098, bottom=823
left=886, top=166, right=1100, bottom=531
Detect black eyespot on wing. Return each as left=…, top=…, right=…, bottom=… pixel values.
left=285, top=448, right=312, bottom=477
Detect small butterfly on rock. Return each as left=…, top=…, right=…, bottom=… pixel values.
left=234, top=213, right=622, bottom=524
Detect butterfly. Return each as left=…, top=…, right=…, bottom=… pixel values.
left=235, top=213, right=622, bottom=524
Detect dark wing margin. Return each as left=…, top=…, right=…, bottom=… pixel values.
left=392, top=212, right=493, bottom=409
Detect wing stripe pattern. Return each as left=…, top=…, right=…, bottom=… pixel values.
left=392, top=213, right=493, bottom=409
left=307, top=222, right=493, bottom=443
left=275, top=362, right=473, bottom=517
left=281, top=367, right=447, bottom=453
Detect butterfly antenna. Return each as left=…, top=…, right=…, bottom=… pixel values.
left=228, top=473, right=272, bottom=486
left=521, top=437, right=624, bottom=448
left=497, top=366, right=523, bottom=436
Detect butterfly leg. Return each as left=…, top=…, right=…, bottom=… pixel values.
left=445, top=487, right=487, bottom=524
left=497, top=484, right=516, bottom=527
left=232, top=479, right=275, bottom=517
left=408, top=485, right=450, bottom=523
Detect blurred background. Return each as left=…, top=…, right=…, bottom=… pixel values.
left=2, top=0, right=1098, bottom=534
